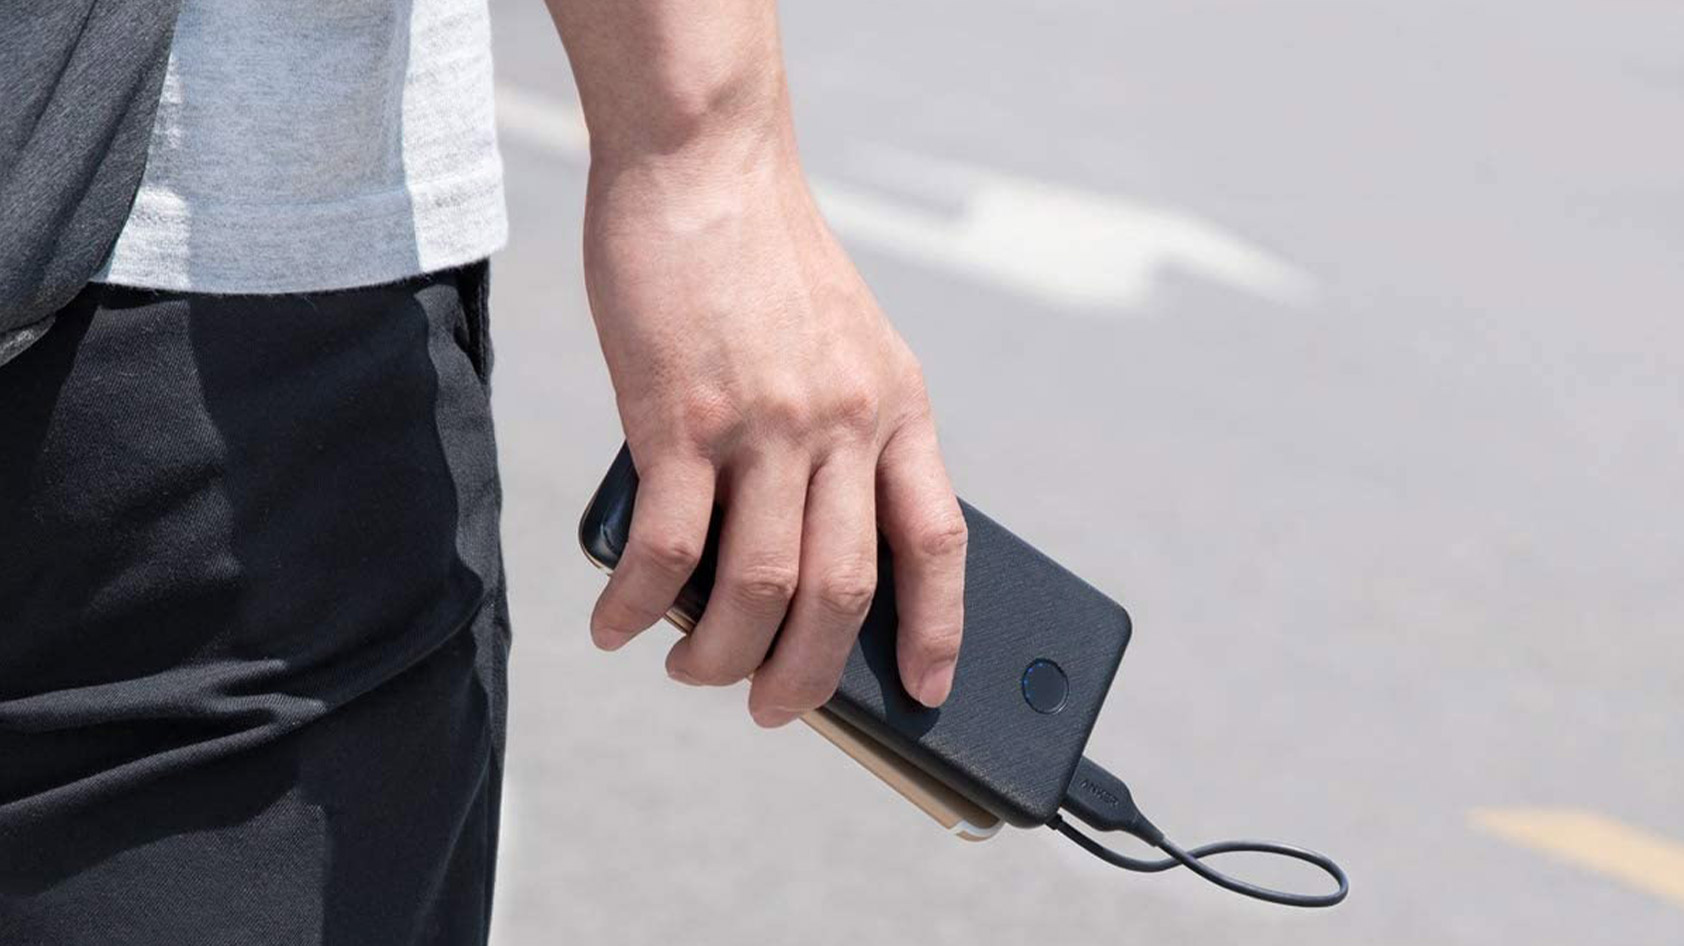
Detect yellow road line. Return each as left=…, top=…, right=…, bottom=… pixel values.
left=1471, top=807, right=1684, bottom=908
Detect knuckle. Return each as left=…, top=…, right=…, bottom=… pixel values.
left=913, top=511, right=968, bottom=561
left=729, top=561, right=800, bottom=610
left=815, top=562, right=877, bottom=618
left=641, top=535, right=703, bottom=576
left=678, top=390, right=740, bottom=448
left=757, top=389, right=813, bottom=436
left=829, top=388, right=881, bottom=440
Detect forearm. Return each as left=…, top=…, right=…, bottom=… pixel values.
left=544, top=0, right=797, bottom=172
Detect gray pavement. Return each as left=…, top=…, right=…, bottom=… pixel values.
left=483, top=2, right=1684, bottom=943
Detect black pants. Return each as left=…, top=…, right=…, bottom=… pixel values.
left=0, top=264, right=510, bottom=945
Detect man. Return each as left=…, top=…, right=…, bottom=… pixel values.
left=0, top=1, right=967, bottom=943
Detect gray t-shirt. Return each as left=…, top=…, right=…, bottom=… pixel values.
left=94, top=0, right=507, bottom=293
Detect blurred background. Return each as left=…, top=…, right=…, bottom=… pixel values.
left=483, top=1, right=1684, bottom=943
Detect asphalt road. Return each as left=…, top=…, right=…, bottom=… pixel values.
left=482, top=2, right=1684, bottom=943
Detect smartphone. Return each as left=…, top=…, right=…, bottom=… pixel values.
left=579, top=443, right=1131, bottom=833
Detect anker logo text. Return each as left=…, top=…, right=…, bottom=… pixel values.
left=1079, top=777, right=1118, bottom=807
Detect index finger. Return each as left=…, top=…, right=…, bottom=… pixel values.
left=591, top=455, right=716, bottom=650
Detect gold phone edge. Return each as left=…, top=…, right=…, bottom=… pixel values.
left=579, top=532, right=1002, bottom=842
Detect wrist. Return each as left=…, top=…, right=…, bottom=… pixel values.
left=582, top=55, right=796, bottom=166
left=587, top=107, right=800, bottom=193
left=548, top=0, right=804, bottom=205
left=584, top=111, right=813, bottom=228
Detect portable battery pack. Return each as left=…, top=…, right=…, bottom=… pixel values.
left=578, top=443, right=1132, bottom=828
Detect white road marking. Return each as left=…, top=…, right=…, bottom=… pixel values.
left=815, top=148, right=1316, bottom=311
left=496, top=84, right=590, bottom=158
left=1472, top=807, right=1684, bottom=908
left=494, top=83, right=1316, bottom=313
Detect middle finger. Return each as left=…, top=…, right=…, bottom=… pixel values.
left=665, top=451, right=809, bottom=687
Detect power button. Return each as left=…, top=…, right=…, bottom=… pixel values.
left=1021, top=659, right=1069, bottom=714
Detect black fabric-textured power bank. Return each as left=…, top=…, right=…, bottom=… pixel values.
left=579, top=444, right=1132, bottom=828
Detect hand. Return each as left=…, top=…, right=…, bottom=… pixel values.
left=582, top=135, right=967, bottom=728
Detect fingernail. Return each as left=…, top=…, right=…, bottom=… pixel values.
left=914, top=658, right=956, bottom=707
left=752, top=707, right=799, bottom=729
left=668, top=666, right=701, bottom=686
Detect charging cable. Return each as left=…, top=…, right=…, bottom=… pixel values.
left=1052, top=757, right=1348, bottom=908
